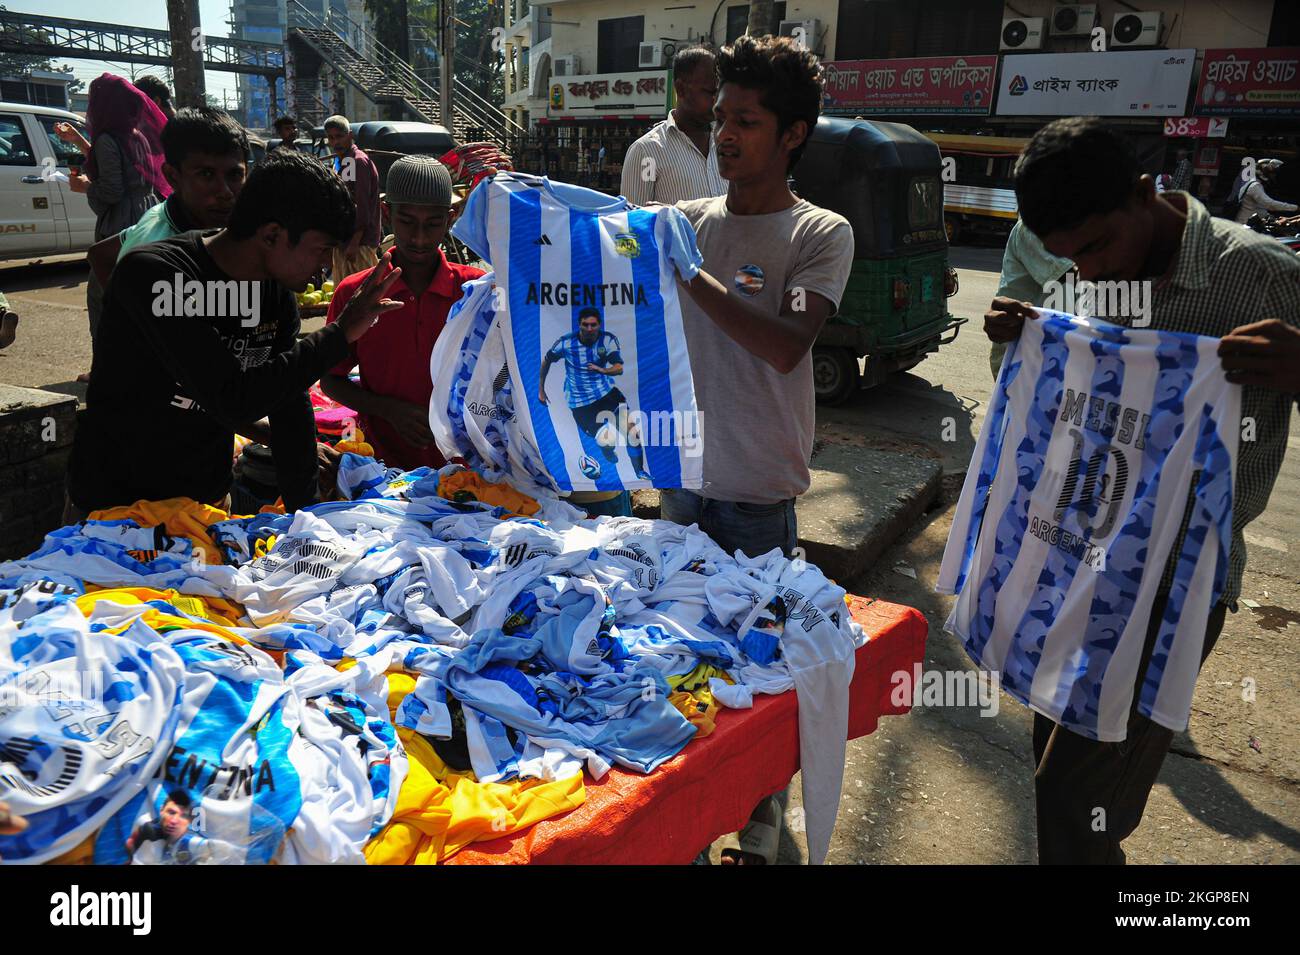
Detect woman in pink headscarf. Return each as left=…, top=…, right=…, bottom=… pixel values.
left=56, top=73, right=170, bottom=376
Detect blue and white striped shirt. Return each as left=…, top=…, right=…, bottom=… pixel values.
left=938, top=310, right=1241, bottom=741
left=451, top=172, right=705, bottom=493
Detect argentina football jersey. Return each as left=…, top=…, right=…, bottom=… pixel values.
left=937, top=310, right=1241, bottom=742
left=452, top=172, right=705, bottom=494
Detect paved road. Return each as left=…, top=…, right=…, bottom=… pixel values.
left=5, top=246, right=1297, bottom=864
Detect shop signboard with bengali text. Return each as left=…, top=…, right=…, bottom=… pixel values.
left=1162, top=116, right=1228, bottom=138
left=1195, top=47, right=1300, bottom=117
left=820, top=55, right=998, bottom=115
left=996, top=50, right=1195, bottom=117
left=547, top=71, right=670, bottom=119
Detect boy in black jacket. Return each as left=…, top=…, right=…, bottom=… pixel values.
left=65, top=150, right=403, bottom=518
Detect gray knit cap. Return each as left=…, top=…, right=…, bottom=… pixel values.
left=383, top=155, right=454, bottom=207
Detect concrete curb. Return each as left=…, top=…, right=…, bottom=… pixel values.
left=797, top=445, right=944, bottom=582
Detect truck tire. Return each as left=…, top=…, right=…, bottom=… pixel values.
left=813, top=346, right=860, bottom=405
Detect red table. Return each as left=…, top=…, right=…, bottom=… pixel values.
left=449, top=596, right=928, bottom=864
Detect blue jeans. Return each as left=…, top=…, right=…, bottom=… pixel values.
left=659, top=489, right=797, bottom=558
left=577, top=491, right=633, bottom=518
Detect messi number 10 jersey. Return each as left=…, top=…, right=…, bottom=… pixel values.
left=937, top=311, right=1241, bottom=742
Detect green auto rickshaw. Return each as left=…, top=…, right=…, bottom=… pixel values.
left=792, top=117, right=964, bottom=404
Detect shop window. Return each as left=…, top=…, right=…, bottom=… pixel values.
left=836, top=0, right=1000, bottom=58
left=597, top=16, right=644, bottom=73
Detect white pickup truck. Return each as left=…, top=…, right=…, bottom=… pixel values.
left=0, top=101, right=96, bottom=262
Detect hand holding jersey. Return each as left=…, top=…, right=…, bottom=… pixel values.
left=990, top=300, right=1300, bottom=393
left=983, top=296, right=1039, bottom=344
left=1217, top=318, right=1300, bottom=392
left=966, top=117, right=1300, bottom=865
left=679, top=265, right=839, bottom=374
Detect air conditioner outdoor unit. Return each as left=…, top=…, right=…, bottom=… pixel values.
left=777, top=18, right=821, bottom=48
left=553, top=55, right=580, bottom=77
left=1050, top=4, right=1098, bottom=37
left=638, top=41, right=667, bottom=68
left=1111, top=11, right=1164, bottom=48
left=1000, top=17, right=1046, bottom=51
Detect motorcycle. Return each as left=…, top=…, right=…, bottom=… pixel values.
left=1245, top=212, right=1300, bottom=255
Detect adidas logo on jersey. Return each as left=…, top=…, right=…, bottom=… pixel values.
left=533, top=234, right=553, bottom=245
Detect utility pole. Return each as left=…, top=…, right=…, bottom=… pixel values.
left=439, top=0, right=455, bottom=131
left=167, top=0, right=207, bottom=108
left=396, top=0, right=411, bottom=63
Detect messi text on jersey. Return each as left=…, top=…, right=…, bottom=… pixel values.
left=1059, top=387, right=1152, bottom=448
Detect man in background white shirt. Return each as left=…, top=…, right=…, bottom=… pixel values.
left=621, top=46, right=727, bottom=206
left=1234, top=158, right=1298, bottom=224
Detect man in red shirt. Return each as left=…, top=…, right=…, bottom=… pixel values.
left=320, top=155, right=483, bottom=469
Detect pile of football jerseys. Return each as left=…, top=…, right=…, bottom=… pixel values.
left=937, top=310, right=1241, bottom=742
left=2, top=456, right=863, bottom=864
left=433, top=172, right=706, bottom=494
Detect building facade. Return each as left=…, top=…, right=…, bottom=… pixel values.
left=232, top=0, right=389, bottom=130
left=0, top=70, right=73, bottom=110
left=494, top=0, right=1295, bottom=214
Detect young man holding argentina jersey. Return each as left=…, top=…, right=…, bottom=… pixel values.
left=657, top=34, right=853, bottom=867
left=660, top=34, right=854, bottom=563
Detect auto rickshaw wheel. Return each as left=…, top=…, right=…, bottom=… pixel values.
left=812, top=347, right=861, bottom=405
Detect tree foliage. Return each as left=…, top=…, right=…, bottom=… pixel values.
left=406, top=0, right=503, bottom=103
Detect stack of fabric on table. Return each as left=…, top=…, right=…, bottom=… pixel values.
left=0, top=456, right=862, bottom=865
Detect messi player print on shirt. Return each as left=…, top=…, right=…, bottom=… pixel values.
left=450, top=171, right=705, bottom=493
left=539, top=307, right=649, bottom=481
left=125, top=789, right=211, bottom=864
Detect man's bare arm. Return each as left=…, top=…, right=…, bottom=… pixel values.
left=680, top=271, right=836, bottom=374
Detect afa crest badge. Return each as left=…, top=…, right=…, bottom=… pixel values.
left=614, top=233, right=641, bottom=258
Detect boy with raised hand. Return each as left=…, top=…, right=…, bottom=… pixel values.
left=87, top=107, right=250, bottom=288
left=320, top=155, right=484, bottom=470
left=65, top=149, right=404, bottom=520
